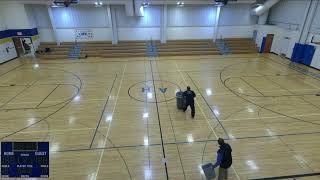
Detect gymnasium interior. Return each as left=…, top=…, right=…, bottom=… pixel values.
left=0, top=0, right=320, bottom=179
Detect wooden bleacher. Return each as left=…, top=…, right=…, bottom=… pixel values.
left=156, top=40, right=220, bottom=56
left=81, top=41, right=146, bottom=58
left=37, top=40, right=221, bottom=59
left=37, top=41, right=147, bottom=59
left=37, top=42, right=72, bottom=59
left=38, top=39, right=266, bottom=59
left=223, top=38, right=258, bottom=54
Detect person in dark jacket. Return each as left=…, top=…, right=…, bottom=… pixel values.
left=212, top=138, right=232, bottom=180
left=183, top=86, right=196, bottom=118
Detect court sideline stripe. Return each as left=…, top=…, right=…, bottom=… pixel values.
left=186, top=72, right=230, bottom=138
left=32, top=55, right=257, bottom=65
left=249, top=172, right=320, bottom=180
left=89, top=74, right=118, bottom=148
left=93, top=63, right=127, bottom=180
left=149, top=58, right=170, bottom=180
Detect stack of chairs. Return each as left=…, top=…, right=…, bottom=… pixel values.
left=156, top=40, right=220, bottom=56
left=223, top=38, right=258, bottom=54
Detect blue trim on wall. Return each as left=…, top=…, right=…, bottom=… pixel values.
left=259, top=37, right=266, bottom=53
left=0, top=28, right=38, bottom=39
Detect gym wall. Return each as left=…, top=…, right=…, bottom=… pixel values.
left=254, top=0, right=320, bottom=58
left=27, top=4, right=257, bottom=42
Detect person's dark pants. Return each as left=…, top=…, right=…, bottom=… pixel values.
left=218, top=167, right=228, bottom=180
left=183, top=102, right=195, bottom=118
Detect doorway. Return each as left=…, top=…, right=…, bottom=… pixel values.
left=263, top=34, right=274, bottom=53
left=12, top=37, right=35, bottom=57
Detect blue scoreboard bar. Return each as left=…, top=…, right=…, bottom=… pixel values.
left=1, top=142, right=49, bottom=178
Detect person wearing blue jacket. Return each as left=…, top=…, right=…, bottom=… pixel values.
left=212, top=138, right=233, bottom=180
left=183, top=86, right=196, bottom=118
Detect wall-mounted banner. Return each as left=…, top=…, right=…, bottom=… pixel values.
left=75, top=29, right=93, bottom=39
left=0, top=28, right=38, bottom=39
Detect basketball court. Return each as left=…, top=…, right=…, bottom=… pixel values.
left=0, top=53, right=319, bottom=179
left=1, top=0, right=320, bottom=179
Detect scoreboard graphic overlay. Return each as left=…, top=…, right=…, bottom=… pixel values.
left=1, top=142, right=49, bottom=178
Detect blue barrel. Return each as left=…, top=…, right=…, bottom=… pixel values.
left=176, top=91, right=184, bottom=110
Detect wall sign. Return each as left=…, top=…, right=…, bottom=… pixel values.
left=75, top=29, right=93, bottom=39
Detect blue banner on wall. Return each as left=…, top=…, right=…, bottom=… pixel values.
left=0, top=28, right=38, bottom=39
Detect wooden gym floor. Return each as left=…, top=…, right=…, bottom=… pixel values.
left=0, top=54, right=320, bottom=180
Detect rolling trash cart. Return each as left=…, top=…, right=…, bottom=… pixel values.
left=176, top=91, right=185, bottom=110
left=202, top=163, right=216, bottom=180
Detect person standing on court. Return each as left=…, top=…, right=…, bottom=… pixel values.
left=212, top=138, right=232, bottom=180
left=183, top=86, right=196, bottom=118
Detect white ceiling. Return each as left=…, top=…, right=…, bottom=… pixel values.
left=0, top=0, right=257, bottom=16
left=0, top=0, right=257, bottom=5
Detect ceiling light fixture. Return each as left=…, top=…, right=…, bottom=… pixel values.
left=177, top=1, right=184, bottom=7
left=213, top=2, right=224, bottom=6
left=213, top=0, right=229, bottom=6
left=52, top=0, right=79, bottom=7
left=94, top=1, right=103, bottom=7
left=51, top=2, right=64, bottom=7
left=142, top=2, right=150, bottom=8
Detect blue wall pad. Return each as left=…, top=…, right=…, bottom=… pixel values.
left=303, top=45, right=315, bottom=66
left=291, top=43, right=315, bottom=66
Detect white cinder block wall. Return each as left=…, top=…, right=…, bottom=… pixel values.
left=28, top=4, right=257, bottom=42
left=166, top=4, right=257, bottom=40
left=114, top=5, right=161, bottom=40
left=308, top=2, right=320, bottom=43
left=28, top=5, right=113, bottom=42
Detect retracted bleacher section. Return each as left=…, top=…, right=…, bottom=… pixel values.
left=37, top=41, right=147, bottom=59
left=37, top=42, right=71, bottom=59
left=156, top=40, right=220, bottom=56
left=36, top=39, right=258, bottom=60
left=80, top=41, right=146, bottom=58
left=223, top=38, right=258, bottom=54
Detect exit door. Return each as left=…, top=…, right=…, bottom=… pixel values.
left=12, top=37, right=24, bottom=57
left=263, top=34, right=274, bottom=53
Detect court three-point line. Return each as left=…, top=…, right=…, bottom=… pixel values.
left=93, top=63, right=127, bottom=180
left=89, top=74, right=118, bottom=148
